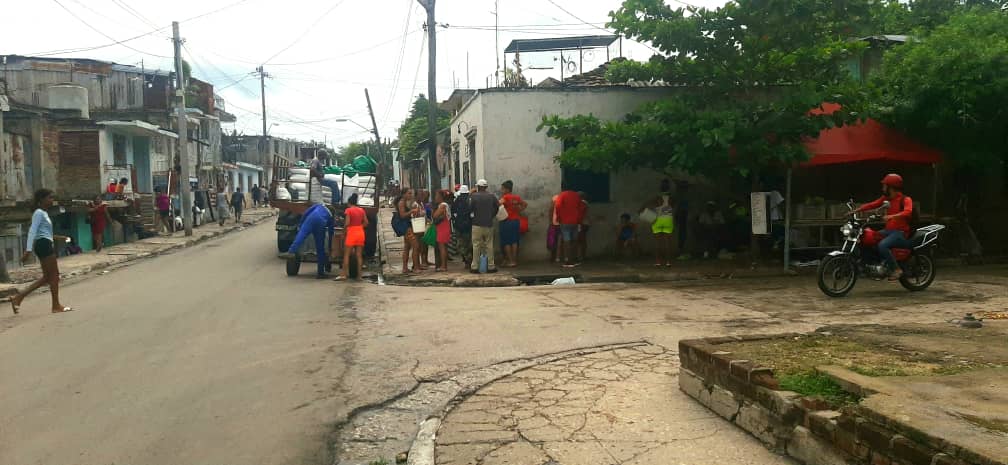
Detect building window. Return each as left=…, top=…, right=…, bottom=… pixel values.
left=561, top=140, right=610, bottom=202
left=113, top=134, right=128, bottom=166
left=31, top=92, right=40, bottom=105
left=462, top=161, right=470, bottom=187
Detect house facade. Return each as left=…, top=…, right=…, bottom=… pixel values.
left=444, top=85, right=677, bottom=260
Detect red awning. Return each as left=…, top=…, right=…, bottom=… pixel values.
left=801, top=103, right=942, bottom=167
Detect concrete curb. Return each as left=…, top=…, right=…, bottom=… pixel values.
left=382, top=268, right=797, bottom=288
left=1, top=211, right=277, bottom=298
left=350, top=341, right=649, bottom=465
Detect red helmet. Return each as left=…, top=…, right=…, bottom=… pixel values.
left=881, top=173, right=903, bottom=189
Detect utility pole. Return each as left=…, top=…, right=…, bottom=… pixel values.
left=172, top=21, right=194, bottom=236
left=493, top=0, right=499, bottom=87
left=364, top=89, right=384, bottom=166
left=418, top=0, right=439, bottom=192
left=257, top=66, right=268, bottom=138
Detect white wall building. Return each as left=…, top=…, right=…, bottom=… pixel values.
left=444, top=85, right=679, bottom=260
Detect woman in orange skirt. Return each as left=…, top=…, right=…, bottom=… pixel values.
left=338, top=194, right=369, bottom=281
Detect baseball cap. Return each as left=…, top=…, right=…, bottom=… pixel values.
left=476, top=179, right=489, bottom=187
left=458, top=185, right=470, bottom=194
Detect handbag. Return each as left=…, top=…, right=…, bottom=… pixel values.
left=495, top=205, right=509, bottom=221
left=422, top=224, right=438, bottom=246
left=519, top=215, right=529, bottom=234
left=390, top=214, right=409, bottom=237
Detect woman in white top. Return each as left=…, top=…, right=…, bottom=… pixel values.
left=10, top=189, right=73, bottom=314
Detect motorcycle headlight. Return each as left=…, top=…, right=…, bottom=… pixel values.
left=840, top=224, right=853, bottom=237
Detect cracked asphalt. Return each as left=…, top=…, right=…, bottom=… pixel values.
left=4, top=218, right=1007, bottom=465
left=436, top=345, right=790, bottom=465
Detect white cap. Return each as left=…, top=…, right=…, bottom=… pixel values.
left=458, top=185, right=470, bottom=194
left=476, top=179, right=489, bottom=187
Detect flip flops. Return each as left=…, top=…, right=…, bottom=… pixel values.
left=51, top=306, right=73, bottom=314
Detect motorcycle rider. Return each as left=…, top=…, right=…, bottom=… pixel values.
left=854, top=174, right=913, bottom=281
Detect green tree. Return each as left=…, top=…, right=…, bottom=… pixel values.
left=871, top=9, right=1008, bottom=168
left=396, top=94, right=450, bottom=161
left=538, top=0, right=872, bottom=179
left=337, top=141, right=376, bottom=164
left=871, top=0, right=1006, bottom=34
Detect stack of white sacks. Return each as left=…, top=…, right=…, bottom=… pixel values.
left=278, top=169, right=376, bottom=206
left=288, top=168, right=331, bottom=205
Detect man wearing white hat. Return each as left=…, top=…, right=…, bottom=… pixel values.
left=469, top=179, right=498, bottom=273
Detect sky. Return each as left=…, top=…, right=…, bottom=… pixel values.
left=2, top=0, right=727, bottom=150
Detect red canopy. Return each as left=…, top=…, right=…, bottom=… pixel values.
left=801, top=103, right=942, bottom=167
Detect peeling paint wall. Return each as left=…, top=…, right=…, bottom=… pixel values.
left=1, top=132, right=32, bottom=202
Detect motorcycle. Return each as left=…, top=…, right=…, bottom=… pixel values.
left=817, top=200, right=945, bottom=297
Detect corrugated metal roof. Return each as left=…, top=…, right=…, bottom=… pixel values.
left=504, top=35, right=618, bottom=53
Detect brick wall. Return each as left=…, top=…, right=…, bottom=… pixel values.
left=678, top=336, right=1003, bottom=465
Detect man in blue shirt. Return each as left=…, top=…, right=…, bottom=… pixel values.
left=280, top=203, right=334, bottom=278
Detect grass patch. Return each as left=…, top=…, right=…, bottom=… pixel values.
left=778, top=371, right=862, bottom=406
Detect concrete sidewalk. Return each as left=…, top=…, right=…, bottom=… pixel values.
left=377, top=206, right=793, bottom=287
left=1, top=207, right=277, bottom=298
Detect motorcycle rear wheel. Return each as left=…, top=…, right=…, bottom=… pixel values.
left=900, top=253, right=936, bottom=292
left=818, top=255, right=858, bottom=298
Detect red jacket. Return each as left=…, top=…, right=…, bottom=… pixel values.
left=858, top=193, right=913, bottom=236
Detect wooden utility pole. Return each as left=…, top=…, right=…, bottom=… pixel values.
left=418, top=0, right=438, bottom=192
left=0, top=97, right=8, bottom=282
left=257, top=66, right=268, bottom=138
left=172, top=21, right=194, bottom=236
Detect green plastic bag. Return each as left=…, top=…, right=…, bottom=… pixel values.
left=323, top=165, right=342, bottom=174
left=422, top=224, right=437, bottom=247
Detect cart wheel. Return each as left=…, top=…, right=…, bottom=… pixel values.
left=286, top=257, right=301, bottom=276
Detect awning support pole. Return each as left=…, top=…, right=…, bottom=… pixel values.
left=784, top=168, right=792, bottom=271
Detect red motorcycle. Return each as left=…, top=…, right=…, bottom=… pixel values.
left=817, top=200, right=945, bottom=297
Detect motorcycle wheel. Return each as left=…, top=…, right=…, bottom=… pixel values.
left=900, top=253, right=936, bottom=292
left=818, top=255, right=858, bottom=298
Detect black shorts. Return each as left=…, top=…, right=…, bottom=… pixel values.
left=33, top=238, right=54, bottom=259
left=159, top=209, right=170, bottom=218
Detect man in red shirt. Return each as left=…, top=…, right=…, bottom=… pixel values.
left=855, top=173, right=913, bottom=280
left=499, top=180, right=527, bottom=267
left=555, top=187, right=585, bottom=268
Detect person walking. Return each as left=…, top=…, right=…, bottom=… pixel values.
left=469, top=179, right=499, bottom=273
left=499, top=180, right=527, bottom=267
left=451, top=185, right=474, bottom=270
left=395, top=189, right=423, bottom=273
left=216, top=186, right=230, bottom=227
left=279, top=203, right=334, bottom=279
left=555, top=186, right=585, bottom=268
left=10, top=189, right=72, bottom=314
left=156, top=187, right=172, bottom=234
left=231, top=187, right=247, bottom=224
left=337, top=194, right=368, bottom=281
left=251, top=184, right=262, bottom=208
left=433, top=190, right=452, bottom=272
left=88, top=194, right=112, bottom=252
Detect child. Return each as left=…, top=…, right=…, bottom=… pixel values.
left=615, top=213, right=639, bottom=259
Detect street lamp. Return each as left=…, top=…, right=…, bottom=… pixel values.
left=332, top=118, right=373, bottom=133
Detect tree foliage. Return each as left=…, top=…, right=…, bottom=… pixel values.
left=336, top=141, right=377, bottom=164
left=396, top=94, right=450, bottom=161
left=539, top=0, right=877, bottom=178
left=870, top=0, right=1006, bottom=34
left=871, top=8, right=1008, bottom=168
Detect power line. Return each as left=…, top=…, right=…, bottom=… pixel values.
left=543, top=0, right=663, bottom=54
left=111, top=0, right=159, bottom=29
left=262, top=0, right=347, bottom=65
left=49, top=0, right=172, bottom=58
left=400, top=31, right=427, bottom=129
left=26, top=0, right=256, bottom=57
left=269, top=29, right=421, bottom=66
left=379, top=0, right=419, bottom=126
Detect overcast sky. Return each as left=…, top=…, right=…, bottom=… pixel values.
left=3, top=0, right=726, bottom=149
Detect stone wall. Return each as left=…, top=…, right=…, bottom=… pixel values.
left=678, top=335, right=1002, bottom=465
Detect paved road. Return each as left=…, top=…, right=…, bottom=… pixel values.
left=4, top=220, right=1007, bottom=465
left=1, top=222, right=359, bottom=465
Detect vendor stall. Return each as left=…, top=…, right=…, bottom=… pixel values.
left=782, top=107, right=943, bottom=269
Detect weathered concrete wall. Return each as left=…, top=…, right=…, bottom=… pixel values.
left=1, top=132, right=33, bottom=202
left=452, top=88, right=675, bottom=260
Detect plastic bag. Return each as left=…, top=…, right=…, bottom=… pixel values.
left=422, top=225, right=438, bottom=246
left=351, top=155, right=378, bottom=173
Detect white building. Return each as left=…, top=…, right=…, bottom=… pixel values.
left=443, top=83, right=678, bottom=260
